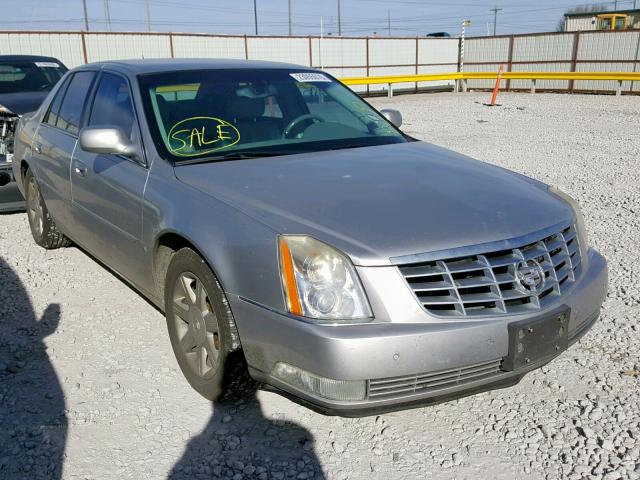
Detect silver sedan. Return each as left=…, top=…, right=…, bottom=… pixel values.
left=12, top=59, right=607, bottom=415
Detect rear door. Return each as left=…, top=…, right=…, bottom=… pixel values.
left=70, top=71, right=149, bottom=283
left=32, top=71, right=97, bottom=229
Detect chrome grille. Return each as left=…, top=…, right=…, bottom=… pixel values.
left=399, top=225, right=582, bottom=317
left=368, top=359, right=502, bottom=399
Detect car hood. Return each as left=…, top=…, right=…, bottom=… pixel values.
left=174, top=142, right=574, bottom=266
left=0, top=91, right=49, bottom=116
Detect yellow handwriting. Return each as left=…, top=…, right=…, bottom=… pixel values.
left=167, top=117, right=240, bottom=157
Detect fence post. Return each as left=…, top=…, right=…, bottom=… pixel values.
left=457, top=36, right=462, bottom=93
left=244, top=34, right=249, bottom=60
left=308, top=35, right=313, bottom=67
left=616, top=80, right=622, bottom=96
left=415, top=37, right=419, bottom=93
left=531, top=79, right=536, bottom=94
left=569, top=31, right=580, bottom=93
left=168, top=32, right=174, bottom=58
left=80, top=32, right=88, bottom=64
left=506, top=35, right=514, bottom=92
left=366, top=37, right=370, bottom=96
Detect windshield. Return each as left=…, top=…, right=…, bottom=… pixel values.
left=138, top=68, right=407, bottom=163
left=0, top=61, right=67, bottom=94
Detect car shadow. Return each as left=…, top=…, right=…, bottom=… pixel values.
left=0, top=257, right=66, bottom=478
left=169, top=364, right=325, bottom=479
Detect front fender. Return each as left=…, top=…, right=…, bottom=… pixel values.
left=143, top=165, right=285, bottom=313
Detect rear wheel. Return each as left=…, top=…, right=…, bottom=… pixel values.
left=24, top=169, right=71, bottom=249
left=164, top=248, right=256, bottom=401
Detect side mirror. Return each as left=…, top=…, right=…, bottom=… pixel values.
left=79, top=127, right=137, bottom=158
left=380, top=108, right=402, bottom=128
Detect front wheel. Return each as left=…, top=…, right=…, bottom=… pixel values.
left=24, top=169, right=71, bottom=249
left=164, top=248, right=256, bottom=401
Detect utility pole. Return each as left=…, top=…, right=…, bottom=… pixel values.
left=103, top=0, right=112, bottom=31
left=320, top=16, right=324, bottom=69
left=145, top=0, right=151, bottom=32
left=459, top=19, right=471, bottom=93
left=288, top=0, right=292, bottom=36
left=253, top=0, right=258, bottom=35
left=337, top=0, right=342, bottom=36
left=490, top=7, right=502, bottom=36
left=614, top=0, right=618, bottom=10
left=387, top=10, right=391, bottom=36
left=82, top=0, right=89, bottom=31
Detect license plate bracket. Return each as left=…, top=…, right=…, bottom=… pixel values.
left=503, top=307, right=570, bottom=371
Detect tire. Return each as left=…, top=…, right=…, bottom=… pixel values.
left=164, top=248, right=256, bottom=401
left=24, top=169, right=71, bottom=249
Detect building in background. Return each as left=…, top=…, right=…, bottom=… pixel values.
left=564, top=9, right=640, bottom=32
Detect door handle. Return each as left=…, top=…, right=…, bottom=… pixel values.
left=74, top=166, right=87, bottom=177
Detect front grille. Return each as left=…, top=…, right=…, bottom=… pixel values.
left=399, top=224, right=582, bottom=317
left=368, top=358, right=502, bottom=399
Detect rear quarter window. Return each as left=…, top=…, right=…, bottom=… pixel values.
left=54, top=71, right=96, bottom=135
left=44, top=75, right=72, bottom=127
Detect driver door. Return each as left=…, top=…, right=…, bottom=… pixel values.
left=70, top=71, right=149, bottom=284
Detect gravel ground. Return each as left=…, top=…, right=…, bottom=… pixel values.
left=1, top=92, right=639, bottom=480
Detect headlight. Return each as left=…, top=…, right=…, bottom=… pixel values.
left=549, top=186, right=589, bottom=262
left=279, top=235, right=372, bottom=321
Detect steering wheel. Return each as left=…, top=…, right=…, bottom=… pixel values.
left=282, top=114, right=325, bottom=139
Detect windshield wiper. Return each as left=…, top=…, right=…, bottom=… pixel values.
left=174, top=151, right=297, bottom=166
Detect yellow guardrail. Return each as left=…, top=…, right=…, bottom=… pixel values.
left=340, top=71, right=640, bottom=95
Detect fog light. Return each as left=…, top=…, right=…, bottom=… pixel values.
left=272, top=362, right=366, bottom=401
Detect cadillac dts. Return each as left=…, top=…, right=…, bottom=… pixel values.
left=12, top=59, right=607, bottom=415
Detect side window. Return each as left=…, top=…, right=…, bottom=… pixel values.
left=44, top=75, right=72, bottom=127
left=88, top=73, right=136, bottom=140
left=56, top=71, right=96, bottom=135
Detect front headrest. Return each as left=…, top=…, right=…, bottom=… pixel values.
left=226, top=96, right=264, bottom=120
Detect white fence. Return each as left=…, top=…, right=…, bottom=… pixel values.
left=0, top=31, right=459, bottom=93
left=2, top=29, right=640, bottom=94
left=464, top=29, right=640, bottom=93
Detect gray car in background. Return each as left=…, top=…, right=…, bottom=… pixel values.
left=12, top=59, right=607, bottom=415
left=0, top=55, right=67, bottom=212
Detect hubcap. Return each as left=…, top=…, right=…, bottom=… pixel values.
left=27, top=177, right=44, bottom=238
left=172, top=272, right=221, bottom=379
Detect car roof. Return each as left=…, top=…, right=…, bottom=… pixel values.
left=0, top=54, right=64, bottom=63
left=74, top=58, right=314, bottom=75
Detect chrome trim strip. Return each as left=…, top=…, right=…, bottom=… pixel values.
left=390, top=218, right=574, bottom=265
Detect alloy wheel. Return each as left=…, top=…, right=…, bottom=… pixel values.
left=172, top=272, right=221, bottom=379
left=27, top=176, right=44, bottom=238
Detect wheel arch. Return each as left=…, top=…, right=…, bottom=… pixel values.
left=152, top=230, right=242, bottom=350
left=19, top=159, right=31, bottom=189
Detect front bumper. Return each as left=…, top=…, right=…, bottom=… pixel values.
left=0, top=162, right=25, bottom=213
left=232, top=249, right=607, bottom=415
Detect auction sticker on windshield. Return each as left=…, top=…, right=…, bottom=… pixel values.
left=34, top=62, right=61, bottom=68
left=290, top=72, right=331, bottom=82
